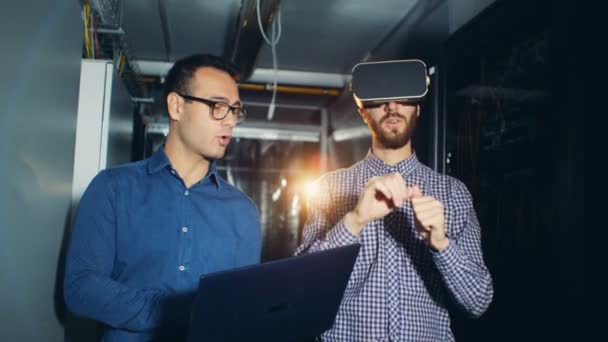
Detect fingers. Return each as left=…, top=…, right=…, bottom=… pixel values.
left=367, top=177, right=394, bottom=205
left=415, top=212, right=444, bottom=232
left=354, top=174, right=434, bottom=226
left=364, top=174, right=432, bottom=211
left=411, top=195, right=449, bottom=251
left=365, top=173, right=407, bottom=207
left=370, top=174, right=428, bottom=206
left=412, top=196, right=444, bottom=217
left=412, top=196, right=444, bottom=230
left=385, top=173, right=408, bottom=207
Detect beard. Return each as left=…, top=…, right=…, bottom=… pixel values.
left=367, top=112, right=417, bottom=149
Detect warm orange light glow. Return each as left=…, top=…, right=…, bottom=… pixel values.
left=305, top=180, right=318, bottom=199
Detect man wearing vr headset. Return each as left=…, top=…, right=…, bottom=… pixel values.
left=296, top=60, right=493, bottom=341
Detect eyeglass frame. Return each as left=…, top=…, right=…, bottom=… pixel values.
left=176, top=92, right=246, bottom=123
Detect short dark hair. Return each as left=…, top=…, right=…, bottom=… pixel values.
left=163, top=54, right=241, bottom=101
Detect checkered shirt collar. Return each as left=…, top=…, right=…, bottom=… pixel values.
left=363, top=148, right=421, bottom=177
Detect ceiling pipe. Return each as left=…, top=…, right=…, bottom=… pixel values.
left=239, top=83, right=341, bottom=96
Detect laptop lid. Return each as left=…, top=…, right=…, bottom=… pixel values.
left=188, top=244, right=361, bottom=342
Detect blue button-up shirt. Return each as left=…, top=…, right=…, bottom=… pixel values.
left=296, top=151, right=493, bottom=341
left=64, top=147, right=262, bottom=341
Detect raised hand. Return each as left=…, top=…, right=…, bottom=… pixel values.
left=344, top=172, right=414, bottom=236
left=410, top=185, right=449, bottom=252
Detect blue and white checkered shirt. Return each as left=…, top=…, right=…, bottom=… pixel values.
left=296, top=151, right=493, bottom=341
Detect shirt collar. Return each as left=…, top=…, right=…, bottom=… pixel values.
left=206, top=162, right=221, bottom=189
left=147, top=147, right=222, bottom=189
left=147, top=146, right=170, bottom=174
left=364, top=148, right=420, bottom=177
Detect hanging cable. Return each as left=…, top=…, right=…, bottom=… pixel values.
left=90, top=8, right=95, bottom=59
left=256, top=0, right=282, bottom=120
left=119, top=52, right=126, bottom=77
left=83, top=2, right=92, bottom=58
left=93, top=14, right=101, bottom=59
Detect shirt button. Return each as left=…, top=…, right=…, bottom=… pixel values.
left=179, top=265, right=185, bottom=271
left=184, top=190, right=189, bottom=196
left=181, top=227, right=188, bottom=233
left=171, top=169, right=176, bottom=175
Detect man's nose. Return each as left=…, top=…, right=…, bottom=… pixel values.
left=384, top=101, right=400, bottom=112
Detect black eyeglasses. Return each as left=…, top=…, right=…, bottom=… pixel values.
left=177, top=93, right=246, bottom=123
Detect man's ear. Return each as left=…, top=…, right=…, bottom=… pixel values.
left=166, top=92, right=182, bottom=121
left=358, top=107, right=368, bottom=124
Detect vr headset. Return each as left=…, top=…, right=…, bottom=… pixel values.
left=351, top=59, right=430, bottom=109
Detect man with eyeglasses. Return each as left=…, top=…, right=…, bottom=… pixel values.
left=295, top=62, right=493, bottom=341
left=64, top=54, right=261, bottom=341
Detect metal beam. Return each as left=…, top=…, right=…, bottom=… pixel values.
left=147, top=120, right=321, bottom=142
left=234, top=126, right=319, bottom=142
left=130, top=97, right=322, bottom=110
left=132, top=60, right=351, bottom=88
left=243, top=100, right=321, bottom=110
left=248, top=68, right=351, bottom=88
left=320, top=108, right=329, bottom=172
left=132, top=97, right=154, bottom=103
left=332, top=125, right=371, bottom=142
left=96, top=27, right=125, bottom=35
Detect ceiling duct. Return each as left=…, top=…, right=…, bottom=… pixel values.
left=90, top=0, right=123, bottom=27
left=227, top=0, right=281, bottom=80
